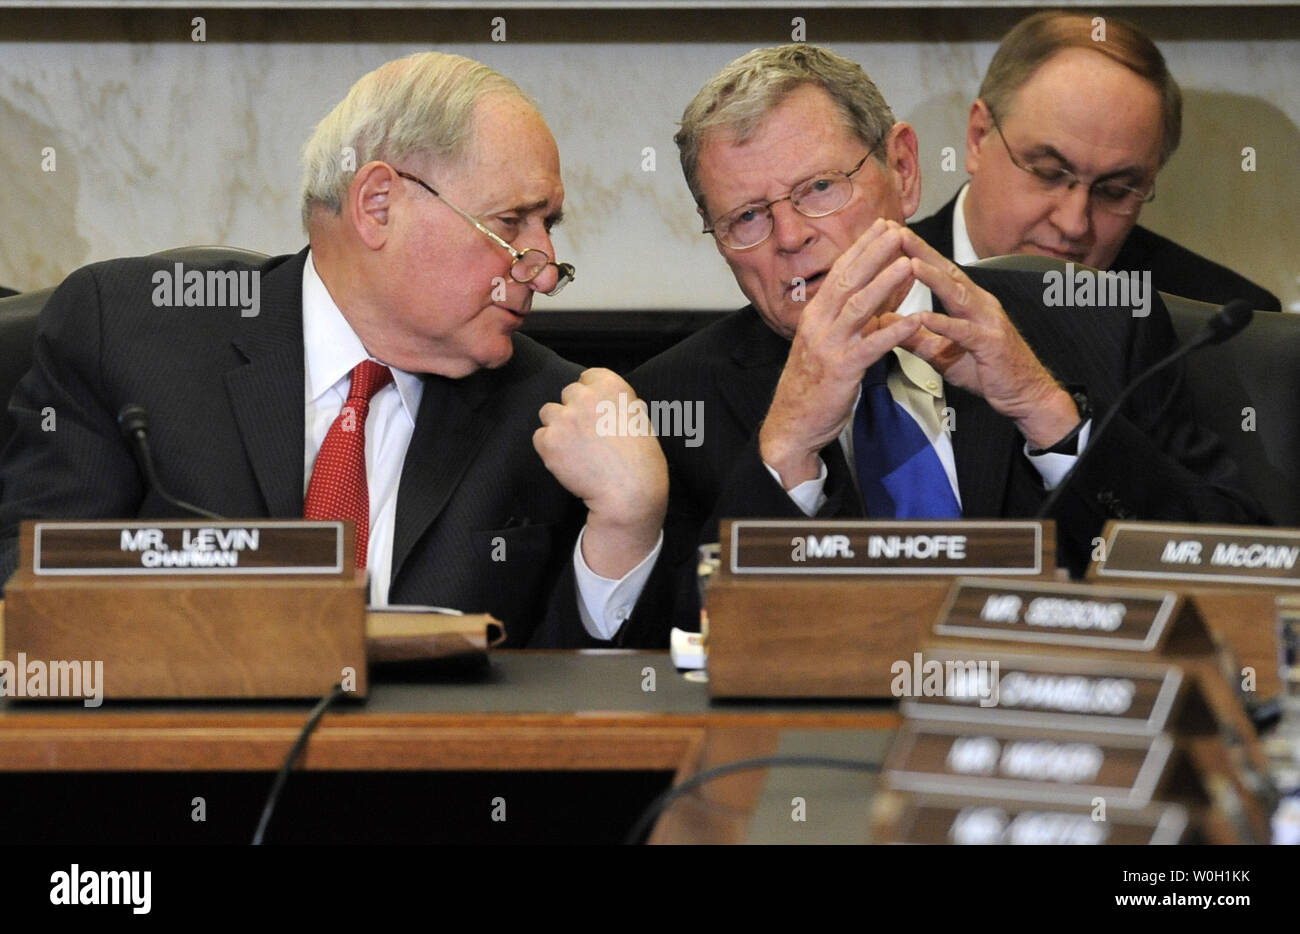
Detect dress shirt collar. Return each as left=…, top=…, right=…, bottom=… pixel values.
left=301, top=250, right=421, bottom=423
left=890, top=280, right=945, bottom=400
left=950, top=182, right=980, bottom=266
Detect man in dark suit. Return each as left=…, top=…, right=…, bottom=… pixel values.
left=630, top=44, right=1260, bottom=628
left=0, top=52, right=669, bottom=649
left=911, top=10, right=1279, bottom=312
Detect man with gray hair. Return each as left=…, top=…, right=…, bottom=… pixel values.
left=0, top=52, right=669, bottom=648
left=631, top=43, right=1259, bottom=626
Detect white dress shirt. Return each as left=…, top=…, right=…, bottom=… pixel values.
left=949, top=183, right=981, bottom=268
left=765, top=264, right=1089, bottom=515
left=300, top=252, right=659, bottom=640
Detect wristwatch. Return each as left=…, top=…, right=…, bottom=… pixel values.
left=1027, top=389, right=1092, bottom=457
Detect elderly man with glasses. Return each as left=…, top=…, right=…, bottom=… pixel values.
left=912, top=10, right=1280, bottom=312
left=0, top=52, right=670, bottom=648
left=629, top=43, right=1261, bottom=629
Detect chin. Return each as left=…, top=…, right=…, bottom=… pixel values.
left=477, top=336, right=517, bottom=371
left=754, top=302, right=801, bottom=340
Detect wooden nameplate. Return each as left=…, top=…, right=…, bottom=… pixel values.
left=705, top=520, right=1055, bottom=698
left=894, top=649, right=1217, bottom=738
left=872, top=791, right=1190, bottom=844
left=884, top=720, right=1206, bottom=809
left=1089, top=520, right=1300, bottom=700
left=923, top=577, right=1273, bottom=842
left=880, top=718, right=1247, bottom=843
left=2, top=520, right=367, bottom=701
left=929, top=577, right=1263, bottom=751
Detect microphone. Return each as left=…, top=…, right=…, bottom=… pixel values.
left=1035, top=299, right=1254, bottom=521
left=1201, top=298, right=1254, bottom=347
left=116, top=403, right=227, bottom=521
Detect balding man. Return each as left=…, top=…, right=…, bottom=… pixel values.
left=912, top=10, right=1280, bottom=311
left=0, top=52, right=668, bottom=648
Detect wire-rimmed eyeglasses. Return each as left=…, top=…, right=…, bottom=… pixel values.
left=396, top=170, right=574, bottom=295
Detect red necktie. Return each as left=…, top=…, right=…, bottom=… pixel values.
left=303, top=360, right=393, bottom=570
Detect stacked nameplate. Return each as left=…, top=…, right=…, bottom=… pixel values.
left=873, top=576, right=1274, bottom=844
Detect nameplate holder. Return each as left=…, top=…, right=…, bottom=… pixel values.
left=872, top=791, right=1189, bottom=845
left=883, top=721, right=1209, bottom=809
left=30, top=520, right=345, bottom=575
left=932, top=577, right=1217, bottom=658
left=724, top=519, right=1051, bottom=576
left=897, top=649, right=1218, bottom=738
left=706, top=523, right=1056, bottom=699
left=1091, top=521, right=1300, bottom=588
left=927, top=577, right=1269, bottom=839
left=702, top=520, right=1055, bottom=702
left=1089, top=521, right=1296, bottom=704
left=4, top=520, right=366, bottom=700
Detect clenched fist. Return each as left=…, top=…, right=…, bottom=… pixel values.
left=535, top=368, right=668, bottom=578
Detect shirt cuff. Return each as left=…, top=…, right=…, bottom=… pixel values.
left=572, top=526, right=664, bottom=642
left=1024, top=419, right=1093, bottom=490
left=762, top=457, right=829, bottom=515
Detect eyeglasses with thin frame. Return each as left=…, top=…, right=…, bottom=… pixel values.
left=396, top=170, right=574, bottom=296
left=703, top=146, right=880, bottom=251
left=987, top=110, right=1155, bottom=217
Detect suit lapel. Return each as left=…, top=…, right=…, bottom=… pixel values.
left=223, top=251, right=308, bottom=517
left=719, top=309, right=790, bottom=434
left=929, top=284, right=1019, bottom=517
left=389, top=365, right=497, bottom=583
left=947, top=385, right=1016, bottom=516
left=908, top=193, right=957, bottom=260
left=720, top=309, right=866, bottom=514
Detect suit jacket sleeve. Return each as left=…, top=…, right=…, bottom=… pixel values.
left=627, top=313, right=866, bottom=633
left=0, top=265, right=147, bottom=584
left=974, top=267, right=1267, bottom=572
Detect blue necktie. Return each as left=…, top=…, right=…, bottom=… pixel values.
left=852, top=354, right=962, bottom=519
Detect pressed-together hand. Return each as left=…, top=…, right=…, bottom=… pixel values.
left=535, top=367, right=668, bottom=578
left=894, top=225, right=1081, bottom=449
left=760, top=219, right=923, bottom=488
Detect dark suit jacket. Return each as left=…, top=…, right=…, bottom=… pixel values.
left=629, top=265, right=1264, bottom=630
left=0, top=249, right=664, bottom=648
left=911, top=192, right=1281, bottom=312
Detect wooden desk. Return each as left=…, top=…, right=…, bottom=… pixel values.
left=0, top=651, right=900, bottom=844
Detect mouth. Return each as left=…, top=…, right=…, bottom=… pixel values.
left=1027, top=244, right=1086, bottom=263
left=787, top=269, right=829, bottom=296
left=496, top=304, right=528, bottom=322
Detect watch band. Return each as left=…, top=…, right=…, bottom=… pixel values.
left=1027, top=390, right=1092, bottom=457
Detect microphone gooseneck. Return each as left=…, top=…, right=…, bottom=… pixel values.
left=1035, top=299, right=1254, bottom=521
left=116, top=403, right=226, bottom=521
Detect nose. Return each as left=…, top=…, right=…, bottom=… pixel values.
left=1048, top=183, right=1093, bottom=242
left=521, top=227, right=561, bottom=294
left=769, top=198, right=817, bottom=252
left=527, top=259, right=560, bottom=295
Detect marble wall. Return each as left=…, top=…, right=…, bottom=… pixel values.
left=0, top=6, right=1295, bottom=310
